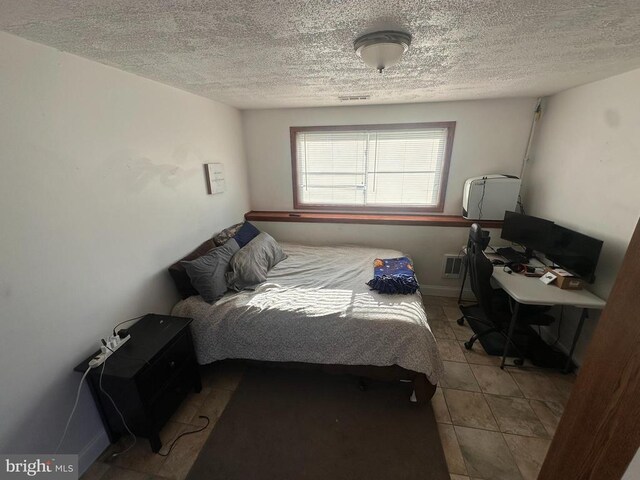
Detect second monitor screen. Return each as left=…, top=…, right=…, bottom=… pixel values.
left=500, top=211, right=554, bottom=253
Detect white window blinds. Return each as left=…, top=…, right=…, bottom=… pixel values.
left=293, top=125, right=453, bottom=211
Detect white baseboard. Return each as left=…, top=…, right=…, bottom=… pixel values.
left=78, top=430, right=110, bottom=475
left=420, top=284, right=475, bottom=301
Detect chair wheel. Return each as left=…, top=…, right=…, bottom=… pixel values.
left=457, top=317, right=465, bottom=326
left=514, top=358, right=524, bottom=366
left=464, top=341, right=473, bottom=350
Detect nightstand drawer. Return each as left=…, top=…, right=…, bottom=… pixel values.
left=138, top=331, right=193, bottom=399
left=149, top=364, right=194, bottom=428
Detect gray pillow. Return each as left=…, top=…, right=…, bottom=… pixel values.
left=182, top=239, right=240, bottom=303
left=226, top=233, right=287, bottom=291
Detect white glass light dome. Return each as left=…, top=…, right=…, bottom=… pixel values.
left=354, top=31, right=412, bottom=73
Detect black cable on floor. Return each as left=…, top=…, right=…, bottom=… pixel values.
left=156, top=416, right=210, bottom=457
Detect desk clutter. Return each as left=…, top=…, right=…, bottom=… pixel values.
left=501, top=263, right=544, bottom=277
left=540, top=268, right=585, bottom=290
left=495, top=262, right=584, bottom=290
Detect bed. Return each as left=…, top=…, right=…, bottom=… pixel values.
left=171, top=243, right=444, bottom=403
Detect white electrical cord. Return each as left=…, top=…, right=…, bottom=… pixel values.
left=517, top=98, right=543, bottom=213
left=55, top=366, right=92, bottom=453
left=520, top=98, right=543, bottom=180
left=55, top=354, right=138, bottom=456
left=98, top=358, right=137, bottom=457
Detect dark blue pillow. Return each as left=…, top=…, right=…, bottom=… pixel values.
left=233, top=222, right=260, bottom=248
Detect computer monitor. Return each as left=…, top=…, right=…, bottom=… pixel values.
left=545, top=225, right=603, bottom=283
left=500, top=211, right=554, bottom=254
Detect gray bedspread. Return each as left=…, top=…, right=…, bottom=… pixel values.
left=171, top=243, right=444, bottom=385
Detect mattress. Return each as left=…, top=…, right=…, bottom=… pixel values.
left=171, top=243, right=444, bottom=385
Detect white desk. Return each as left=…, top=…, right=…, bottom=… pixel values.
left=491, top=267, right=606, bottom=309
left=493, top=262, right=605, bottom=371
left=461, top=249, right=606, bottom=372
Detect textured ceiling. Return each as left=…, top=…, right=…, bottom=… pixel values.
left=2, top=1, right=640, bottom=109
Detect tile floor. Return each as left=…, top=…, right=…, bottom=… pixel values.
left=82, top=295, right=574, bottom=480
left=82, top=363, right=246, bottom=480
left=424, top=295, right=575, bottom=480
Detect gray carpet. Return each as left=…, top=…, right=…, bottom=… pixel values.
left=186, top=366, right=449, bottom=480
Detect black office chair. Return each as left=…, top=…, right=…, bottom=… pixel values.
left=458, top=249, right=555, bottom=363
left=457, top=224, right=511, bottom=329
left=457, top=223, right=490, bottom=304
left=469, top=223, right=490, bottom=253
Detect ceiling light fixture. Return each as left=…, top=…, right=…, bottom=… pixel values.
left=354, top=30, right=412, bottom=73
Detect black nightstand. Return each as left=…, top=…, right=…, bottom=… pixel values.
left=75, top=314, right=201, bottom=452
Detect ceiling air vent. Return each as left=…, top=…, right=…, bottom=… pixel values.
left=442, top=255, right=463, bottom=279
left=338, top=95, right=371, bottom=101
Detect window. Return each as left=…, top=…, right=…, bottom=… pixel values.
left=290, top=122, right=455, bottom=213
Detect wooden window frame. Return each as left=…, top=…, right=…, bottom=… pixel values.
left=290, top=122, right=456, bottom=214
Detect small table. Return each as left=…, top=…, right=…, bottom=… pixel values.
left=491, top=264, right=606, bottom=372
left=75, top=314, right=201, bottom=452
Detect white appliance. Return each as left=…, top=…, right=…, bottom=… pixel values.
left=462, top=175, right=521, bottom=220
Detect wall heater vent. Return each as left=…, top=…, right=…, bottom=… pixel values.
left=442, top=255, right=463, bottom=279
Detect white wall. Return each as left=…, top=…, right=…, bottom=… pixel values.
left=242, top=99, right=537, bottom=292
left=522, top=67, right=640, bottom=363
left=622, top=448, right=640, bottom=480
left=0, top=32, right=250, bottom=470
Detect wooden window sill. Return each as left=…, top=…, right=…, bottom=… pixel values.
left=245, top=210, right=504, bottom=228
